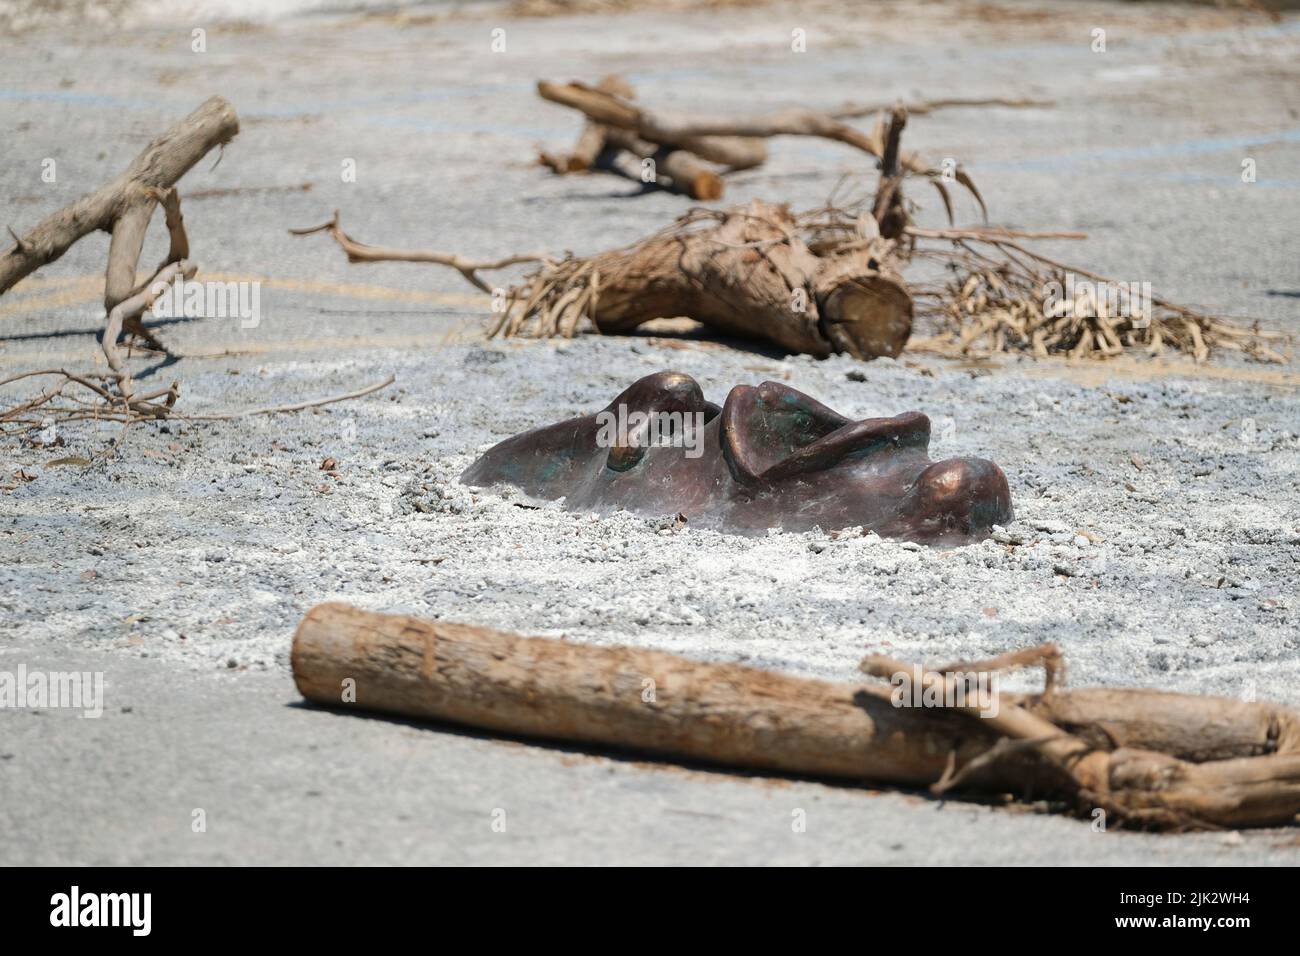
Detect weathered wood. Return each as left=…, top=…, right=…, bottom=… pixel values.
left=291, top=602, right=1001, bottom=785
left=0, top=96, right=239, bottom=296
left=539, top=81, right=769, bottom=169
left=539, top=121, right=608, bottom=173
left=539, top=80, right=894, bottom=171
left=538, top=75, right=735, bottom=200
left=292, top=603, right=1300, bottom=830
left=540, top=125, right=725, bottom=200
left=600, top=128, right=725, bottom=200
left=508, top=200, right=914, bottom=359
left=1027, top=687, right=1300, bottom=762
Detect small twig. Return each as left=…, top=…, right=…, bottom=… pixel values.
left=832, top=96, right=1055, bottom=120
left=907, top=226, right=1087, bottom=241
left=935, top=642, right=1064, bottom=695
left=180, top=375, right=396, bottom=421
left=859, top=652, right=1097, bottom=790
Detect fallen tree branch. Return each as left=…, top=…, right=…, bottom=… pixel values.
left=539, top=79, right=768, bottom=170
left=288, top=212, right=552, bottom=294
left=538, top=78, right=887, bottom=162
left=0, top=98, right=250, bottom=436
left=0, top=96, right=238, bottom=296
left=292, top=603, right=1300, bottom=831
left=102, top=259, right=194, bottom=404
left=537, top=78, right=984, bottom=219
left=538, top=75, right=755, bottom=200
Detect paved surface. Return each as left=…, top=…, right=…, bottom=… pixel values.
left=2, top=0, right=1299, bottom=865
left=9, top=637, right=1300, bottom=865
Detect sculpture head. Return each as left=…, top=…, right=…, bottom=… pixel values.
left=461, top=371, right=1012, bottom=543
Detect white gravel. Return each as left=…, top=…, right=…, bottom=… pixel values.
left=5, top=336, right=1297, bottom=707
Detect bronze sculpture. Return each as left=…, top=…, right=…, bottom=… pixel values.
left=462, top=371, right=1013, bottom=543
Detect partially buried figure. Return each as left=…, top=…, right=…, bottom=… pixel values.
left=461, top=371, right=1013, bottom=543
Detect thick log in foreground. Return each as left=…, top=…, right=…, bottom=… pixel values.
left=293, top=603, right=1300, bottom=831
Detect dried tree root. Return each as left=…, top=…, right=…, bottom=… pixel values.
left=294, top=203, right=913, bottom=359
left=292, top=603, right=1300, bottom=831
left=901, top=229, right=1289, bottom=363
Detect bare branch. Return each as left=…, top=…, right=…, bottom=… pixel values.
left=290, top=212, right=550, bottom=295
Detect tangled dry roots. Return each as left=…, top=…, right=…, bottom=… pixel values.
left=906, top=236, right=1288, bottom=363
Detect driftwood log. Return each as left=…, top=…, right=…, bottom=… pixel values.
left=495, top=200, right=914, bottom=358
left=292, top=603, right=1300, bottom=831
left=294, top=200, right=912, bottom=360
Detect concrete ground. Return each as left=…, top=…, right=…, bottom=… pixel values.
left=2, top=0, right=1299, bottom=865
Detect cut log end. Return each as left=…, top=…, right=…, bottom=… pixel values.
left=818, top=271, right=914, bottom=360
left=688, top=170, right=725, bottom=201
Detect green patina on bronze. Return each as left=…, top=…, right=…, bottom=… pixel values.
left=461, top=371, right=1013, bottom=543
